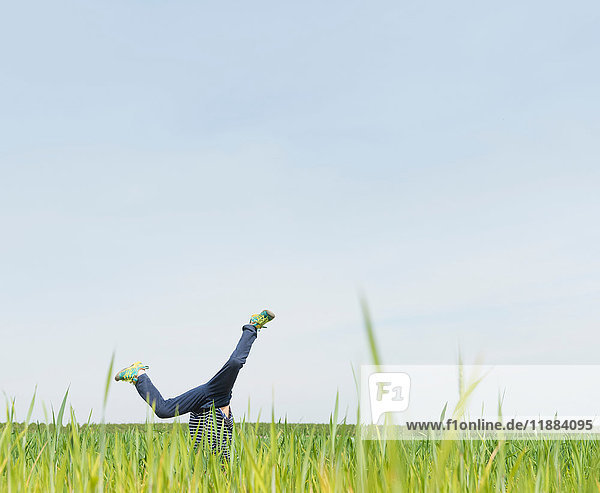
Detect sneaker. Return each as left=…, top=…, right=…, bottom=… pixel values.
left=249, top=309, right=275, bottom=330
left=114, top=361, right=149, bottom=384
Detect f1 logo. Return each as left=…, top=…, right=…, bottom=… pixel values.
left=368, top=372, right=411, bottom=424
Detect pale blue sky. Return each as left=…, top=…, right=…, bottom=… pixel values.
left=1, top=1, right=599, bottom=423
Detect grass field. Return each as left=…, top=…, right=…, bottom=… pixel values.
left=2, top=311, right=599, bottom=492
left=2, top=418, right=600, bottom=491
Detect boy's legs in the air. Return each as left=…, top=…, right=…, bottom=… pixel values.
left=114, top=310, right=275, bottom=419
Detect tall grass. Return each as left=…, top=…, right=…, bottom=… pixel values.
left=2, top=418, right=600, bottom=491
left=1, top=308, right=599, bottom=491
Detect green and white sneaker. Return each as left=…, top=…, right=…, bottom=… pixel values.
left=249, top=309, right=275, bottom=330
left=114, top=361, right=149, bottom=384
